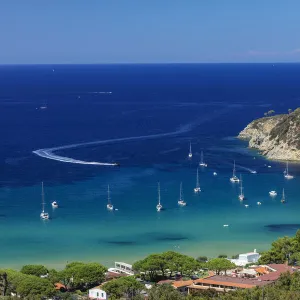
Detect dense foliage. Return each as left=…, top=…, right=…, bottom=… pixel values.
left=20, top=265, right=48, bottom=277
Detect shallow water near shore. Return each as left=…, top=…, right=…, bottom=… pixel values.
left=1, top=64, right=300, bottom=269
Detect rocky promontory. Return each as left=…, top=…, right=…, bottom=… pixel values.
left=238, top=108, right=300, bottom=161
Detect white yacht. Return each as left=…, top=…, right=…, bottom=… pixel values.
left=51, top=201, right=58, bottom=208
left=199, top=151, right=207, bottom=167
left=40, top=182, right=49, bottom=220
left=230, top=161, right=240, bottom=183
left=156, top=182, right=163, bottom=212
left=245, top=204, right=249, bottom=208
left=238, top=175, right=245, bottom=201
left=213, top=172, right=217, bottom=176
left=194, top=168, right=201, bottom=193
left=178, top=182, right=186, bottom=206
left=257, top=202, right=261, bottom=205
left=188, top=142, right=192, bottom=158
left=107, top=185, right=114, bottom=211
left=269, top=190, right=277, bottom=197
left=284, top=161, right=294, bottom=179
left=281, top=188, right=286, bottom=203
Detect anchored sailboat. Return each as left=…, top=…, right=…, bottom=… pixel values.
left=194, top=168, right=201, bottom=193
left=107, top=185, right=113, bottom=211
left=178, top=182, right=186, bottom=206
left=238, top=175, right=245, bottom=201
left=281, top=188, right=286, bottom=203
left=284, top=162, right=294, bottom=179
left=188, top=142, right=192, bottom=158
left=40, top=182, right=49, bottom=220
left=156, top=182, right=163, bottom=212
left=230, top=160, right=240, bottom=183
left=199, top=151, right=207, bottom=167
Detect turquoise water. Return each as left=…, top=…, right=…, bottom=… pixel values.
left=1, top=64, right=300, bottom=269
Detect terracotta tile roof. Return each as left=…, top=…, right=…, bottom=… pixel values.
left=255, top=267, right=268, bottom=274
left=55, top=283, right=66, bottom=290
left=172, top=280, right=194, bottom=288
left=267, top=264, right=294, bottom=273
left=157, top=279, right=174, bottom=285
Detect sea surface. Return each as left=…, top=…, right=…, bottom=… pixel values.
left=1, top=64, right=300, bottom=269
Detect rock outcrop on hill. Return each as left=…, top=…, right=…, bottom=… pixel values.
left=238, top=108, right=300, bottom=161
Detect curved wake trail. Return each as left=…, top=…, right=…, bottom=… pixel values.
left=33, top=107, right=232, bottom=166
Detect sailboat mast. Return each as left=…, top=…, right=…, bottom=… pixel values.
left=41, top=182, right=45, bottom=213
left=158, top=182, right=161, bottom=205
left=180, top=182, right=183, bottom=200
left=196, top=168, right=199, bottom=188
left=240, top=175, right=243, bottom=196
left=189, top=142, right=192, bottom=153
left=201, top=151, right=203, bottom=164
left=282, top=188, right=285, bottom=200
left=233, top=161, right=236, bottom=177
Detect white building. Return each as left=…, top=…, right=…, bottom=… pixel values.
left=89, top=287, right=107, bottom=300
left=108, top=261, right=134, bottom=275
left=229, top=249, right=260, bottom=266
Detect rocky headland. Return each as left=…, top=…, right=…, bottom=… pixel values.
left=238, top=108, right=300, bottom=161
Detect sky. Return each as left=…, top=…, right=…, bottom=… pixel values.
left=1, top=0, right=300, bottom=64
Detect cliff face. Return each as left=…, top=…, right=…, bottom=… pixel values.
left=238, top=108, right=300, bottom=161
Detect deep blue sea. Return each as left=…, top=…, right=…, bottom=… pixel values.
left=1, top=64, right=300, bottom=269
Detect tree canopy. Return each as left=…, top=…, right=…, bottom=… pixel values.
left=20, top=265, right=48, bottom=277
left=205, top=258, right=236, bottom=275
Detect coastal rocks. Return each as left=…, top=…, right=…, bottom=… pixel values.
left=238, top=108, right=300, bottom=161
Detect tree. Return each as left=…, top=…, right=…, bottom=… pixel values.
left=20, top=265, right=48, bottom=277
left=148, top=284, right=184, bottom=300
left=196, top=256, right=208, bottom=263
left=59, top=262, right=107, bottom=291
left=0, top=272, right=8, bottom=296
left=102, top=276, right=144, bottom=300
left=206, top=258, right=235, bottom=275
left=218, top=254, right=228, bottom=258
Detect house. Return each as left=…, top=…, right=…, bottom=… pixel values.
left=188, top=275, right=269, bottom=294
left=229, top=249, right=260, bottom=266
left=89, top=287, right=107, bottom=300
left=257, top=264, right=296, bottom=282
left=108, top=262, right=134, bottom=276
left=172, top=280, right=194, bottom=294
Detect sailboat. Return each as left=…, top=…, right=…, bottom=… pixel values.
left=156, top=182, right=163, bottom=212
left=284, top=162, right=294, bottom=179
left=199, top=151, right=207, bottom=167
left=178, top=182, right=186, bottom=206
left=40, top=182, right=49, bottom=220
left=188, top=142, right=192, bottom=158
left=281, top=188, right=286, bottom=203
left=238, top=175, right=245, bottom=201
left=194, top=168, right=201, bottom=193
left=107, top=185, right=114, bottom=211
left=230, top=160, right=240, bottom=183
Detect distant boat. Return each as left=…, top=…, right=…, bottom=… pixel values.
left=245, top=204, right=249, bottom=208
left=269, top=190, right=277, bottom=197
left=51, top=201, right=58, bottom=208
left=156, top=182, right=163, bottom=212
left=281, top=188, right=286, bottom=203
left=230, top=161, right=240, bottom=183
left=188, top=142, right=192, bottom=158
left=213, top=172, right=217, bottom=176
left=40, top=182, right=49, bottom=220
left=250, top=170, right=257, bottom=174
left=284, top=162, right=294, bottom=179
left=194, top=168, right=201, bottom=193
left=257, top=202, right=261, bottom=205
left=199, top=151, right=207, bottom=167
left=223, top=224, right=229, bottom=227
left=178, top=182, right=186, bottom=206
left=107, top=185, right=113, bottom=211
left=238, top=175, right=245, bottom=201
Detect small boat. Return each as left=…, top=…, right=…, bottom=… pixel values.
left=194, top=168, right=201, bottom=193
left=250, top=170, right=257, bottom=174
left=223, top=224, right=229, bottom=227
left=199, top=151, right=207, bottom=167
left=178, top=182, right=186, bottom=206
left=51, top=201, right=58, bottom=208
left=188, top=142, right=192, bottom=158
left=213, top=172, right=217, bottom=176
left=245, top=204, right=249, bottom=208
left=40, top=182, right=49, bottom=220
left=107, top=185, right=114, bottom=211
left=281, top=188, right=286, bottom=203
left=284, top=162, right=294, bottom=179
left=238, top=175, right=245, bottom=201
left=156, top=182, right=163, bottom=212
left=230, top=161, right=240, bottom=183
left=257, top=202, right=261, bottom=205
left=268, top=165, right=272, bottom=168
left=269, top=191, right=277, bottom=197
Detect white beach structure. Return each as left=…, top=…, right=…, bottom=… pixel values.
left=229, top=249, right=260, bottom=266
left=89, top=287, right=107, bottom=300
left=108, top=262, right=134, bottom=275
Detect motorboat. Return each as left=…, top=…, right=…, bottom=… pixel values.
left=269, top=191, right=277, bottom=197
left=257, top=202, right=261, bottom=205
left=51, top=201, right=58, bottom=208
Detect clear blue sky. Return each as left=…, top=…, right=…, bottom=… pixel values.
left=1, top=0, right=300, bottom=64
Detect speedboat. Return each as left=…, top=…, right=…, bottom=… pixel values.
left=51, top=201, right=58, bottom=208
left=269, top=191, right=277, bottom=197
left=223, top=224, right=229, bottom=227
left=250, top=170, right=257, bottom=174
left=178, top=182, right=187, bottom=206
left=245, top=204, right=249, bottom=208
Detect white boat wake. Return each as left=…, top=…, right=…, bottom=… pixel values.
left=33, top=108, right=232, bottom=166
